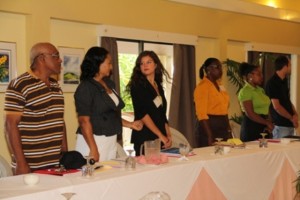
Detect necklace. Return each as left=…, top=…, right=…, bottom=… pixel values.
left=152, top=81, right=160, bottom=94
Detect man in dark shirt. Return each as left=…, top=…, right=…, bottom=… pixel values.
left=265, top=56, right=298, bottom=138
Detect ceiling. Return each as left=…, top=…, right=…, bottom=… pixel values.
left=241, top=0, right=300, bottom=12
left=168, top=0, right=300, bottom=23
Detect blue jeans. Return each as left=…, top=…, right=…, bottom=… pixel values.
left=272, top=126, right=294, bottom=138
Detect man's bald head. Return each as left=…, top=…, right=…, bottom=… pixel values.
left=30, top=42, right=57, bottom=69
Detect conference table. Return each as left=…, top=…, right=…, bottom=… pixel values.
left=1, top=141, right=300, bottom=200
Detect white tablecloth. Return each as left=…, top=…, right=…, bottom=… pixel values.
left=194, top=141, right=300, bottom=200
left=1, top=141, right=300, bottom=200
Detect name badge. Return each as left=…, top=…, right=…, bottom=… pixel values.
left=153, top=96, right=162, bottom=108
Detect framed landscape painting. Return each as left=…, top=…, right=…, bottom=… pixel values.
left=59, top=47, right=84, bottom=92
left=0, top=41, right=17, bottom=92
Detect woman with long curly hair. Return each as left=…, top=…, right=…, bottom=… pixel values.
left=126, top=50, right=172, bottom=155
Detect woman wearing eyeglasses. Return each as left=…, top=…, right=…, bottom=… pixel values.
left=194, top=57, right=232, bottom=147
left=126, top=51, right=172, bottom=155
left=238, top=62, right=274, bottom=142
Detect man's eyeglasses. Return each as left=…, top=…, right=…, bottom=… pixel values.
left=30, top=52, right=60, bottom=68
left=40, top=53, right=60, bottom=60
left=33, top=52, right=60, bottom=62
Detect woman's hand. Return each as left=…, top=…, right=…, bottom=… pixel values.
left=131, top=120, right=143, bottom=131
left=160, top=135, right=172, bottom=148
left=207, top=136, right=214, bottom=146
left=265, top=121, right=274, bottom=133
left=165, top=137, right=172, bottom=148
left=291, top=114, right=299, bottom=128
left=167, top=134, right=172, bottom=144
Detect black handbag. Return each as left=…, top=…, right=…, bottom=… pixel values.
left=59, top=151, right=86, bottom=169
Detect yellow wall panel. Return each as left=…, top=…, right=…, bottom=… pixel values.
left=0, top=0, right=300, bottom=164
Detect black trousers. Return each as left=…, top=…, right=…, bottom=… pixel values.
left=240, top=114, right=269, bottom=142
left=196, top=115, right=232, bottom=147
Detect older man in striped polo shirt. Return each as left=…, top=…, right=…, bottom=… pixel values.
left=4, top=42, right=68, bottom=175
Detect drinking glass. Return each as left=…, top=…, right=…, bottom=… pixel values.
left=61, top=192, right=76, bottom=200
left=140, top=191, right=171, bottom=200
left=125, top=149, right=136, bottom=169
left=259, top=133, right=268, bottom=148
left=214, top=138, right=223, bottom=155
left=82, top=156, right=94, bottom=177
left=178, top=143, right=189, bottom=161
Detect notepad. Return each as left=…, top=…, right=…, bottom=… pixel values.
left=161, top=147, right=180, bottom=154
left=34, top=168, right=80, bottom=176
left=161, top=147, right=195, bottom=157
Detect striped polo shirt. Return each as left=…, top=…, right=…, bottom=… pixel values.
left=4, top=71, right=65, bottom=170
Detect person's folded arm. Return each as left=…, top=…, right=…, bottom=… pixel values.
left=5, top=113, right=30, bottom=175
left=291, top=104, right=299, bottom=128
left=122, top=118, right=143, bottom=131
left=271, top=99, right=294, bottom=122
left=243, top=100, right=274, bottom=132
left=140, top=114, right=169, bottom=147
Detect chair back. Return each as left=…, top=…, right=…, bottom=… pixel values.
left=116, top=142, right=127, bottom=158
left=169, top=127, right=191, bottom=149
left=121, top=113, right=134, bottom=145
left=0, top=155, right=13, bottom=178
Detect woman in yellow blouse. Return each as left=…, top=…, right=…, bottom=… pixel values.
left=194, top=58, right=232, bottom=147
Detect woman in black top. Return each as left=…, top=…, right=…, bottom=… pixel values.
left=74, top=47, right=142, bottom=162
left=127, top=51, right=172, bottom=155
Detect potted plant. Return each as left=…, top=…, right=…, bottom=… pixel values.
left=224, top=59, right=244, bottom=94
left=224, top=59, right=244, bottom=126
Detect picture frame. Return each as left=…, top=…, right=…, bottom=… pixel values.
left=0, top=41, right=17, bottom=92
left=59, top=47, right=84, bottom=92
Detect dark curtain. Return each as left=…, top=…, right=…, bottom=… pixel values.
left=101, top=37, right=120, bottom=94
left=169, top=44, right=197, bottom=147
left=101, top=37, right=122, bottom=144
